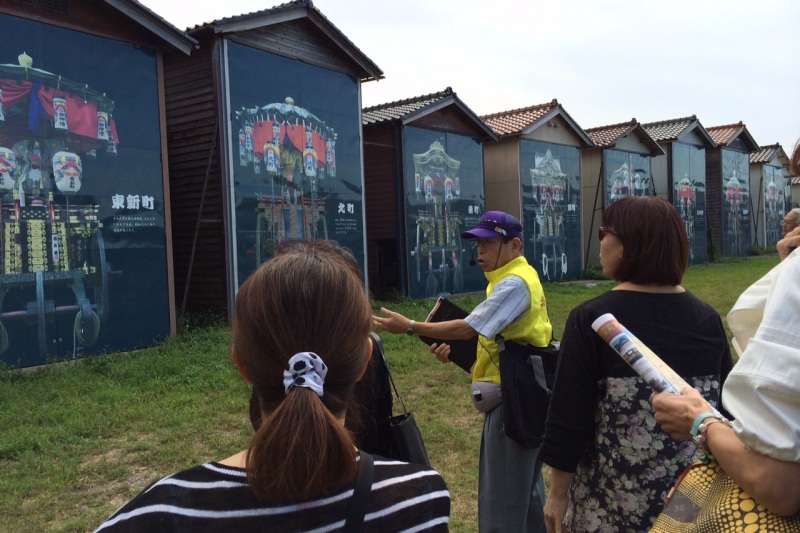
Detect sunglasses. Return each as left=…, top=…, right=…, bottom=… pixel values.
left=598, top=227, right=618, bottom=241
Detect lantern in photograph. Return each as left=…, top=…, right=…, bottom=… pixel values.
left=238, top=128, right=246, bottom=167
left=444, top=177, right=454, bottom=200
left=327, top=134, right=336, bottom=178
left=245, top=124, right=254, bottom=162
left=52, top=151, right=82, bottom=193
left=303, top=148, right=317, bottom=178
left=264, top=142, right=280, bottom=174
left=0, top=88, right=4, bottom=123
left=0, top=146, right=16, bottom=191
left=97, top=111, right=109, bottom=141
left=553, top=182, right=564, bottom=202
left=106, top=128, right=117, bottom=157
left=53, top=97, right=68, bottom=132
left=303, top=129, right=317, bottom=177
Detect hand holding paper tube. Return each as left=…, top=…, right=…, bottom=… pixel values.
left=591, top=312, right=722, bottom=416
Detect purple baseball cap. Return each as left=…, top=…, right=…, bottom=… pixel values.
left=461, top=211, right=523, bottom=240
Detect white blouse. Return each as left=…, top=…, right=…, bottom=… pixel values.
left=723, top=249, right=800, bottom=463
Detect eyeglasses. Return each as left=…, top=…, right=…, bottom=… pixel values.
left=598, top=227, right=618, bottom=241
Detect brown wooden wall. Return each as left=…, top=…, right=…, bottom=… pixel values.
left=411, top=109, right=487, bottom=138
left=164, top=43, right=227, bottom=316
left=483, top=137, right=521, bottom=217
left=0, top=0, right=171, bottom=50
left=227, top=19, right=364, bottom=79
left=363, top=124, right=401, bottom=296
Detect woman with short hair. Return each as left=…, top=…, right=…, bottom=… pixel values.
left=540, top=196, right=733, bottom=533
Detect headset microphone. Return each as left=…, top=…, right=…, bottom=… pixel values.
left=469, top=245, right=476, bottom=266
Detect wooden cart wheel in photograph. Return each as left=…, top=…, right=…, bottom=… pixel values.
left=74, top=308, right=100, bottom=347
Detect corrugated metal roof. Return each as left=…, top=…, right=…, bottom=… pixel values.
left=641, top=115, right=697, bottom=142
left=750, top=144, right=781, bottom=164
left=585, top=118, right=639, bottom=148
left=480, top=99, right=559, bottom=136
left=362, top=88, right=454, bottom=125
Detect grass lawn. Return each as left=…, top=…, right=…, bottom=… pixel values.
left=0, top=256, right=778, bottom=532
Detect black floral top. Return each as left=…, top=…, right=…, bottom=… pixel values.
left=540, top=290, right=733, bottom=533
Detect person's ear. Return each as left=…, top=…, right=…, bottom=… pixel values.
left=511, top=236, right=523, bottom=252
left=356, top=337, right=372, bottom=382
left=231, top=347, right=252, bottom=384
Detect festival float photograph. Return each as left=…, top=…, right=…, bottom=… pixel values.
left=0, top=14, right=172, bottom=368
left=224, top=41, right=366, bottom=288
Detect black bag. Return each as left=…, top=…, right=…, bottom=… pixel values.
left=497, top=336, right=559, bottom=449
left=371, top=332, right=432, bottom=468
left=387, top=412, right=430, bottom=468
left=348, top=335, right=394, bottom=457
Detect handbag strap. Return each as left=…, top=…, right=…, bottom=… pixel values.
left=344, top=451, right=374, bottom=532
left=369, top=332, right=409, bottom=414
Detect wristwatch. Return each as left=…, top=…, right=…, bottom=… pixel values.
left=406, top=320, right=415, bottom=336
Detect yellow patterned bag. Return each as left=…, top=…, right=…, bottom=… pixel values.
left=651, top=458, right=800, bottom=532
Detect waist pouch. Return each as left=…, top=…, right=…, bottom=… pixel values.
left=498, top=337, right=559, bottom=448
left=470, top=381, right=502, bottom=413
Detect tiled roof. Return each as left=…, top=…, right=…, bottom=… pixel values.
left=707, top=122, right=745, bottom=146
left=362, top=88, right=454, bottom=125
left=641, top=115, right=697, bottom=142
left=750, top=144, right=782, bottom=164
left=585, top=118, right=639, bottom=148
left=480, top=99, right=559, bottom=136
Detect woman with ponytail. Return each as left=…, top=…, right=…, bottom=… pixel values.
left=96, top=241, right=450, bottom=532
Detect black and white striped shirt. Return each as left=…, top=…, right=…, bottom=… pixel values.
left=95, top=455, right=450, bottom=532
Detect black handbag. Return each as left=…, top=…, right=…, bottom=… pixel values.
left=497, top=336, right=559, bottom=449
left=370, top=332, right=432, bottom=468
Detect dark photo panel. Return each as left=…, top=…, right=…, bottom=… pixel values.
left=721, top=150, right=751, bottom=257
left=761, top=165, right=784, bottom=249
left=520, top=140, right=581, bottom=281
left=672, top=143, right=707, bottom=264
left=402, top=127, right=485, bottom=300
left=226, top=42, right=365, bottom=287
left=0, top=14, right=170, bottom=367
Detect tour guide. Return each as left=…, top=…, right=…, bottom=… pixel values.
left=373, top=210, right=552, bottom=533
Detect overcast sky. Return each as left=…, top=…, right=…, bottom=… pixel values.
left=140, top=0, right=800, bottom=155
